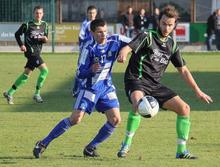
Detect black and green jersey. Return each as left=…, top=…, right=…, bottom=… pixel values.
left=15, top=20, right=48, bottom=56
left=125, top=29, right=185, bottom=85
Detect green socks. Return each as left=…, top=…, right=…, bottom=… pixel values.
left=7, top=67, right=48, bottom=97
left=123, top=110, right=141, bottom=146
left=8, top=73, right=29, bottom=96
left=176, top=115, right=190, bottom=153
left=35, top=67, right=48, bottom=95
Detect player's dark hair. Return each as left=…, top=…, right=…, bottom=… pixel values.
left=87, top=5, right=97, bottom=12
left=90, top=19, right=106, bottom=32
left=34, top=5, right=43, bottom=12
left=158, top=5, right=179, bottom=21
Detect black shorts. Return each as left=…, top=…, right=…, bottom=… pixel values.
left=24, top=53, right=44, bottom=71
left=125, top=79, right=177, bottom=108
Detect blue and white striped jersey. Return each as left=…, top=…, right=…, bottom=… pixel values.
left=78, top=19, right=94, bottom=51
left=77, top=34, right=131, bottom=91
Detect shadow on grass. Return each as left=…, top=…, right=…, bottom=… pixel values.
left=1, top=72, right=219, bottom=112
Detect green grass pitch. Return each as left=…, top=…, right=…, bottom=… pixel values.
left=0, top=52, right=220, bottom=167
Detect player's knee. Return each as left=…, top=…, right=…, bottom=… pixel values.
left=109, top=116, right=121, bottom=127
left=69, top=112, right=83, bottom=125
left=69, top=116, right=82, bottom=125
left=180, top=103, right=190, bottom=116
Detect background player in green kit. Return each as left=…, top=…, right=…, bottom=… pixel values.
left=3, top=5, right=49, bottom=104
left=117, top=5, right=213, bottom=159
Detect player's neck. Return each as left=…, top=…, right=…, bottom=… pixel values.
left=157, top=29, right=169, bottom=41
left=34, top=19, right=42, bottom=24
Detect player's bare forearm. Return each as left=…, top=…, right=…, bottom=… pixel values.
left=38, top=36, right=48, bottom=43
left=117, top=45, right=132, bottom=63
left=177, top=66, right=213, bottom=103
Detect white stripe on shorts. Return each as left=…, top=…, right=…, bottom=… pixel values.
left=74, top=90, right=84, bottom=109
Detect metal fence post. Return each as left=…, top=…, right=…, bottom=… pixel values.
left=51, top=0, right=55, bottom=53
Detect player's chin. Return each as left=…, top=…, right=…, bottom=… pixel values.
left=162, top=32, right=169, bottom=37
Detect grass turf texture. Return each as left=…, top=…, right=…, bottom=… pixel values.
left=0, top=52, right=220, bottom=167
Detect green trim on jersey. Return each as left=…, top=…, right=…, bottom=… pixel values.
left=147, top=31, right=153, bottom=47
left=172, top=38, right=177, bottom=54
left=33, top=20, right=42, bottom=25
left=44, top=21, right=49, bottom=36
left=151, top=30, right=169, bottom=43
left=138, top=54, right=148, bottom=79
left=134, top=34, right=149, bottom=53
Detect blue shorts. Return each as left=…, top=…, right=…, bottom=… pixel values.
left=73, top=85, right=119, bottom=114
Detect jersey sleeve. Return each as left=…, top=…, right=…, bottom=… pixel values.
left=128, top=32, right=150, bottom=54
left=15, top=23, right=27, bottom=47
left=44, top=22, right=49, bottom=37
left=117, top=35, right=131, bottom=51
left=77, top=46, right=95, bottom=79
left=170, top=46, right=186, bottom=67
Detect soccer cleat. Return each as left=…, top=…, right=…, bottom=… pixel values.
left=83, top=146, right=100, bottom=157
left=33, top=141, right=46, bottom=158
left=117, top=143, right=130, bottom=158
left=33, top=94, right=43, bottom=103
left=176, top=150, right=197, bottom=159
left=3, top=92, right=14, bottom=104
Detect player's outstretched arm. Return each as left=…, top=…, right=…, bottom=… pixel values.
left=117, top=45, right=132, bottom=63
left=177, top=66, right=213, bottom=104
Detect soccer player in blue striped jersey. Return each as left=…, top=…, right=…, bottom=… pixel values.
left=33, top=19, right=131, bottom=158
left=78, top=5, right=97, bottom=51
left=72, top=5, right=97, bottom=97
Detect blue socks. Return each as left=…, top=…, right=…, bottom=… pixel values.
left=41, top=118, right=72, bottom=146
left=87, top=121, right=115, bottom=148
left=41, top=119, right=115, bottom=149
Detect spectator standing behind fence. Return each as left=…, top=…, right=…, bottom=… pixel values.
left=206, top=10, right=217, bottom=51
left=215, top=9, right=220, bottom=50
left=147, top=7, right=160, bottom=30
left=133, top=8, right=148, bottom=34
left=121, top=6, right=135, bottom=38
left=98, top=9, right=105, bottom=19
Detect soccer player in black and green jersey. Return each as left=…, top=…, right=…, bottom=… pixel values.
left=3, top=6, right=49, bottom=104
left=117, top=5, right=213, bottom=159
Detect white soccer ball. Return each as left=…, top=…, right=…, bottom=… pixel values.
left=138, top=96, right=159, bottom=118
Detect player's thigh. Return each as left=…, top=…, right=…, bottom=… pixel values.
left=105, top=108, right=121, bottom=127
left=162, top=96, right=190, bottom=116
left=73, top=89, right=98, bottom=114
left=130, top=90, right=145, bottom=110
left=25, top=55, right=44, bottom=70
left=95, top=86, right=119, bottom=113
left=38, top=62, right=47, bottom=70
left=125, top=80, right=146, bottom=111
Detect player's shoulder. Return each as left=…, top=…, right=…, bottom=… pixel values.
left=41, top=20, right=48, bottom=25
left=82, top=19, right=90, bottom=27
left=167, top=34, right=177, bottom=45
left=107, top=34, right=131, bottom=43
left=86, top=40, right=96, bottom=51
left=145, top=29, right=158, bottom=37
